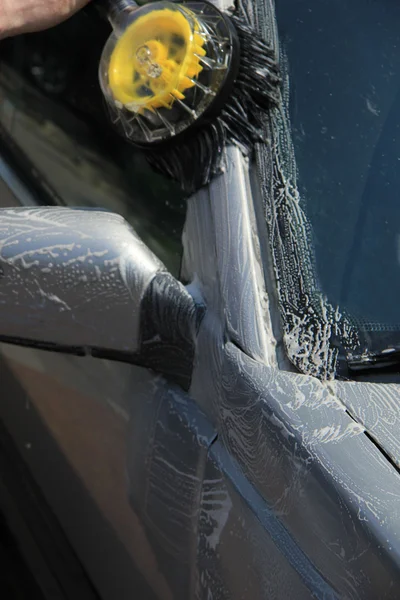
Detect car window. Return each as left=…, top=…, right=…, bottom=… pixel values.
left=277, top=0, right=400, bottom=327
left=259, top=0, right=400, bottom=378
left=0, top=6, right=185, bottom=276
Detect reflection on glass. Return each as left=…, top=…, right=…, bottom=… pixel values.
left=0, top=7, right=185, bottom=275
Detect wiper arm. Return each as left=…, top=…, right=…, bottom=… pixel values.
left=347, top=347, right=400, bottom=372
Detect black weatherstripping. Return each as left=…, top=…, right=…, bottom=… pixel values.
left=347, top=346, right=400, bottom=374
left=138, top=273, right=205, bottom=390
left=91, top=274, right=205, bottom=389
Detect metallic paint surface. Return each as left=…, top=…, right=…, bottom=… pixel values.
left=0, top=206, right=165, bottom=353
left=183, top=178, right=400, bottom=596
left=0, top=2, right=400, bottom=599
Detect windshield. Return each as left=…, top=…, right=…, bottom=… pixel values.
left=260, top=0, right=400, bottom=378
left=277, top=0, right=400, bottom=326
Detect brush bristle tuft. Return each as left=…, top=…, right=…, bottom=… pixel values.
left=146, top=12, right=281, bottom=195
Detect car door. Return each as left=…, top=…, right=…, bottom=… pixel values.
left=0, top=8, right=187, bottom=600
left=1, top=2, right=400, bottom=600
left=0, top=5, right=303, bottom=599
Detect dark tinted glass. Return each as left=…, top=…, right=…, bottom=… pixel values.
left=276, top=0, right=400, bottom=332
left=0, top=6, right=185, bottom=275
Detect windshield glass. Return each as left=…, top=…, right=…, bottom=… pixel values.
left=277, top=0, right=400, bottom=327
left=263, top=0, right=400, bottom=377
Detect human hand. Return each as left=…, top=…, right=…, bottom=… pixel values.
left=0, top=0, right=90, bottom=39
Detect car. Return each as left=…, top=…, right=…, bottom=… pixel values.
left=0, top=0, right=400, bottom=598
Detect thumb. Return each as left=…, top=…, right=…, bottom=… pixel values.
left=0, top=0, right=90, bottom=40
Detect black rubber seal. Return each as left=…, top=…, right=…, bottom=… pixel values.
left=130, top=1, right=241, bottom=149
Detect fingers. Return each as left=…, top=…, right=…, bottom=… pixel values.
left=0, top=0, right=90, bottom=40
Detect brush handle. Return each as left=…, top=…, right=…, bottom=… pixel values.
left=98, top=0, right=138, bottom=26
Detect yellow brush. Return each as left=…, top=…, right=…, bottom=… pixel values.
left=108, top=5, right=206, bottom=111
left=98, top=0, right=281, bottom=192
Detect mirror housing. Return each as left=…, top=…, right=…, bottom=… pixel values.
left=0, top=207, right=203, bottom=389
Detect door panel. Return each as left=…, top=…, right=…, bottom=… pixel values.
left=0, top=348, right=169, bottom=599
left=0, top=8, right=187, bottom=599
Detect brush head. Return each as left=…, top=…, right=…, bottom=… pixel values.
left=145, top=13, right=282, bottom=194
left=99, top=1, right=240, bottom=145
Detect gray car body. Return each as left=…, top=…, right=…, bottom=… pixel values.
left=0, top=1, right=400, bottom=599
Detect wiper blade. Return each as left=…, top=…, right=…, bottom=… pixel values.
left=347, top=347, right=400, bottom=372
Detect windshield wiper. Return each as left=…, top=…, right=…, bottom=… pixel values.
left=347, top=347, right=400, bottom=372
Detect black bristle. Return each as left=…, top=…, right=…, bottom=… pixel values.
left=145, top=11, right=281, bottom=195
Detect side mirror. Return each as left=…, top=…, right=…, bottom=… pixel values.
left=0, top=207, right=203, bottom=389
